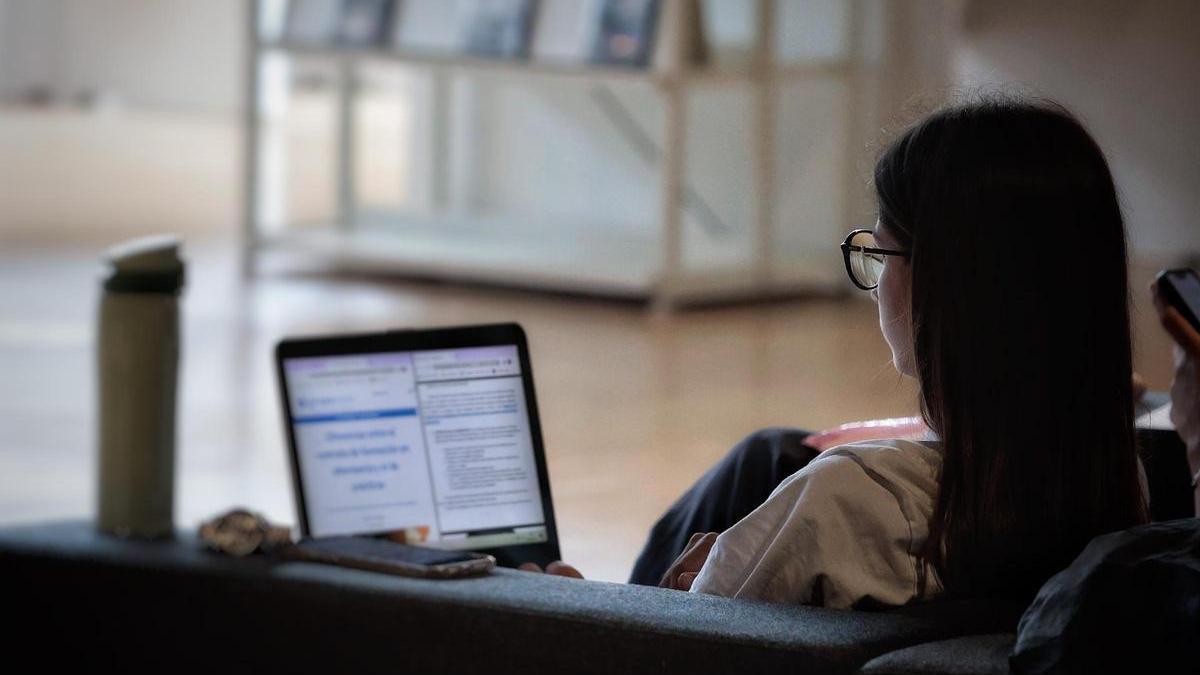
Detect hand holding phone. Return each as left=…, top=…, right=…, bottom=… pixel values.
left=1153, top=268, right=1200, bottom=502
left=1155, top=268, right=1200, bottom=340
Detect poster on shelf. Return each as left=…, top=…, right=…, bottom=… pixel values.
left=589, top=0, right=660, bottom=68
left=530, top=0, right=599, bottom=64
left=335, top=0, right=395, bottom=47
left=284, top=0, right=342, bottom=45
left=391, top=0, right=460, bottom=53
left=459, top=0, right=539, bottom=59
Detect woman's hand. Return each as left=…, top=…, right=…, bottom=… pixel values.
left=518, top=561, right=584, bottom=579
left=658, top=532, right=718, bottom=592
left=1151, top=283, right=1200, bottom=470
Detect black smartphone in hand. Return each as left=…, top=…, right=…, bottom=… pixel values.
left=1156, top=268, right=1200, bottom=332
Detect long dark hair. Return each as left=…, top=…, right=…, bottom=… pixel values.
left=874, top=98, right=1148, bottom=598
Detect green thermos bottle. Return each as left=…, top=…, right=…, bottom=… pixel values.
left=96, top=236, right=185, bottom=539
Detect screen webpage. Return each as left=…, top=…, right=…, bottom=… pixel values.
left=284, top=345, right=548, bottom=550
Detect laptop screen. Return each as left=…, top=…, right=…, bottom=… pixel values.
left=283, top=345, right=549, bottom=550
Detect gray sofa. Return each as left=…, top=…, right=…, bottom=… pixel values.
left=2, top=521, right=1019, bottom=674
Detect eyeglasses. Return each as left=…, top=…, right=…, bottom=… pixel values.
left=840, top=229, right=910, bottom=291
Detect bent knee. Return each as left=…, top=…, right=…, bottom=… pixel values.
left=728, top=427, right=812, bottom=469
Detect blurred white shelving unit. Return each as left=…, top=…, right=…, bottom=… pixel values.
left=242, top=0, right=859, bottom=308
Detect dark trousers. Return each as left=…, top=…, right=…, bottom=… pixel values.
left=628, top=428, right=817, bottom=586
left=627, top=427, right=1192, bottom=587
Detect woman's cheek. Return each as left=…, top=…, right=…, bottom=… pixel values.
left=878, top=263, right=916, bottom=376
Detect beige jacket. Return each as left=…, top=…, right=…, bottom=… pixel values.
left=690, top=439, right=944, bottom=609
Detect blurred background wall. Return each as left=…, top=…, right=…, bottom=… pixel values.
left=0, top=0, right=242, bottom=113
left=953, top=0, right=1200, bottom=257
left=1, top=0, right=1197, bottom=264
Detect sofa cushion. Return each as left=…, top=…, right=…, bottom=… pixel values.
left=2, top=520, right=1014, bottom=674
left=883, top=596, right=1026, bottom=636
left=1010, top=518, right=1200, bottom=674
left=859, top=634, right=1015, bottom=674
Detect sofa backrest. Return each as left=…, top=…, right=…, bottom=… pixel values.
left=1, top=521, right=1022, bottom=674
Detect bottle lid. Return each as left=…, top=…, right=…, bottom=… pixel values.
left=103, top=235, right=186, bottom=294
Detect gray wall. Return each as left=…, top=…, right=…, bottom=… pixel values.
left=0, top=0, right=63, bottom=101
left=954, top=0, right=1200, bottom=259
left=0, top=0, right=241, bottom=113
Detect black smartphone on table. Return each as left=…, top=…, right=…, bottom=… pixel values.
left=280, top=536, right=495, bottom=579
left=1156, top=268, right=1200, bottom=332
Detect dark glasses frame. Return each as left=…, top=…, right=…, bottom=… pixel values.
left=840, top=228, right=911, bottom=291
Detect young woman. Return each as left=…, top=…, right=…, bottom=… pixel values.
left=530, top=98, right=1150, bottom=608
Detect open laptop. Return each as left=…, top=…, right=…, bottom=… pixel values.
left=275, top=323, right=561, bottom=567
